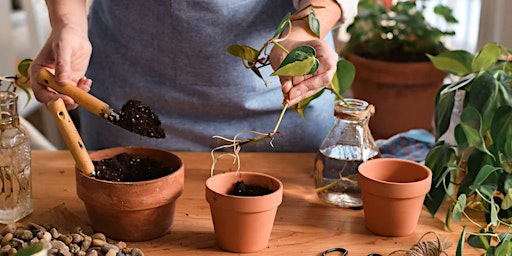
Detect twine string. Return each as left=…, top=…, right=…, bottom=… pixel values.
left=388, top=232, right=452, bottom=256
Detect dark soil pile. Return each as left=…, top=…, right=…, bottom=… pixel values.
left=229, top=181, right=273, bottom=196
left=93, top=153, right=177, bottom=182
left=112, top=99, right=166, bottom=139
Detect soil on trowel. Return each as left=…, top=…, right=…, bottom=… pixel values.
left=93, top=153, right=177, bottom=182
left=111, top=99, right=166, bottom=139
left=229, top=181, right=273, bottom=196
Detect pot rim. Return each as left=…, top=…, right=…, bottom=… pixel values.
left=78, top=146, right=184, bottom=185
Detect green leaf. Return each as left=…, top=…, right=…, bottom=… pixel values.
left=226, top=44, right=259, bottom=63
left=307, top=6, right=320, bottom=38
left=17, top=59, right=32, bottom=78
left=456, top=226, right=466, bottom=256
left=424, top=142, right=457, bottom=216
left=472, top=42, right=501, bottom=72
left=331, top=59, right=355, bottom=97
left=491, top=106, right=512, bottom=159
left=434, top=88, right=455, bottom=140
left=272, top=13, right=291, bottom=39
left=293, top=90, right=325, bottom=119
left=468, top=228, right=492, bottom=250
left=495, top=238, right=512, bottom=255
left=13, top=242, right=45, bottom=256
left=458, top=107, right=493, bottom=157
left=452, top=194, right=466, bottom=222
left=271, top=46, right=319, bottom=76
left=467, top=74, right=500, bottom=133
left=428, top=50, right=474, bottom=76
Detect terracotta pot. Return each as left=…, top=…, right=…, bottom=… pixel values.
left=205, top=171, right=283, bottom=253
left=358, top=158, right=432, bottom=237
left=76, top=146, right=184, bottom=241
left=348, top=54, right=447, bottom=139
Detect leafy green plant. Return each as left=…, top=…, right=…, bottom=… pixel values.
left=211, top=4, right=355, bottom=172
left=0, top=59, right=32, bottom=102
left=343, top=0, right=458, bottom=62
left=424, top=42, right=512, bottom=255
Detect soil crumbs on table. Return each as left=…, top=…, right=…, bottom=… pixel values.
left=112, top=99, right=166, bottom=139
left=93, top=153, right=177, bottom=182
left=229, top=181, right=273, bottom=196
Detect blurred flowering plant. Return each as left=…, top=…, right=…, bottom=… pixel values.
left=343, top=0, right=458, bottom=62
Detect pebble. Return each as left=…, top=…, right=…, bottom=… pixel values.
left=0, top=222, right=146, bottom=256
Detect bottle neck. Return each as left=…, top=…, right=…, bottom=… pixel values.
left=1, top=91, right=19, bottom=126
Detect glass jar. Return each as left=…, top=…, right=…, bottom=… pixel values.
left=314, top=98, right=380, bottom=208
left=0, top=91, right=32, bottom=223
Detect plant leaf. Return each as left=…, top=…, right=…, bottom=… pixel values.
left=496, top=240, right=512, bottom=256
left=458, top=106, right=493, bottom=157
left=424, top=142, right=456, bottom=216
left=467, top=74, right=499, bottom=133
left=491, top=106, right=512, bottom=159
left=428, top=50, right=474, bottom=76
left=331, top=59, right=355, bottom=97
left=456, top=226, right=466, bottom=256
left=502, top=189, right=512, bottom=210
left=17, top=59, right=32, bottom=78
left=307, top=6, right=320, bottom=38
left=226, top=45, right=259, bottom=63
left=452, top=194, right=466, bottom=222
left=272, top=13, right=291, bottom=39
left=472, top=42, right=501, bottom=72
left=292, top=90, right=325, bottom=119
left=468, top=228, right=492, bottom=250
left=271, top=46, right=319, bottom=76
left=434, top=87, right=455, bottom=140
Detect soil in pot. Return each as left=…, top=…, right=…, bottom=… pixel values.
left=111, top=99, right=166, bottom=139
left=229, top=181, right=273, bottom=196
left=92, top=153, right=178, bottom=182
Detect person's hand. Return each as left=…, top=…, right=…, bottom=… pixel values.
left=29, top=24, right=92, bottom=110
left=269, top=38, right=338, bottom=106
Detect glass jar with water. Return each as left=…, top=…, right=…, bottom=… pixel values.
left=0, top=91, right=32, bottom=223
left=314, top=98, right=380, bottom=208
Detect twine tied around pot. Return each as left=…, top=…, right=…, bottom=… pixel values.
left=389, top=231, right=452, bottom=256
left=335, top=103, right=375, bottom=120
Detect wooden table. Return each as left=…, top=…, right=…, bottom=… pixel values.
left=29, top=150, right=484, bottom=255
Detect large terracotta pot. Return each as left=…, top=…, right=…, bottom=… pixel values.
left=348, top=54, right=447, bottom=139
left=205, top=171, right=283, bottom=253
left=358, top=158, right=432, bottom=237
left=75, top=146, right=184, bottom=241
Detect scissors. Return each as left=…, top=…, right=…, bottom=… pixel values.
left=322, top=247, right=382, bottom=256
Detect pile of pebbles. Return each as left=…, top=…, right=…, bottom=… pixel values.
left=0, top=222, right=145, bottom=256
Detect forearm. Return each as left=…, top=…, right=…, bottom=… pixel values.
left=45, top=0, right=88, bottom=33
left=289, top=0, right=342, bottom=40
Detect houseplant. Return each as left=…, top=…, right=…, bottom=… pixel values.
left=341, top=0, right=458, bottom=139
left=424, top=42, right=512, bottom=255
left=207, top=4, right=355, bottom=252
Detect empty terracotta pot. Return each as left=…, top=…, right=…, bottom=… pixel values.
left=205, top=171, right=283, bottom=253
left=358, top=158, right=432, bottom=237
left=76, top=146, right=184, bottom=241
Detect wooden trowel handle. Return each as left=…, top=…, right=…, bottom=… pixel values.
left=37, top=68, right=111, bottom=118
left=47, top=98, right=95, bottom=176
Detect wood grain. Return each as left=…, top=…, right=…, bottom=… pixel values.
left=28, top=151, right=484, bottom=255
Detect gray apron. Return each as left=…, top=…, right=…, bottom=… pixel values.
left=81, top=0, right=335, bottom=152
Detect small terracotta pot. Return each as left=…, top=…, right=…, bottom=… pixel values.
left=205, top=171, right=283, bottom=253
left=76, top=147, right=184, bottom=241
left=358, top=158, right=432, bottom=237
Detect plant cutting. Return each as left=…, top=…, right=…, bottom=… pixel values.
left=341, top=0, right=458, bottom=139
left=424, top=42, right=512, bottom=255
left=207, top=4, right=355, bottom=253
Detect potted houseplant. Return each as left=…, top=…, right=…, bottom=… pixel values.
left=341, top=0, right=458, bottom=139
left=207, top=4, right=355, bottom=253
left=424, top=42, right=512, bottom=255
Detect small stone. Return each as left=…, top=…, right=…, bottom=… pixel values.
left=86, top=248, right=99, bottom=256
left=71, top=233, right=84, bottom=244
left=105, top=248, right=117, bottom=256
left=115, top=241, right=126, bottom=250
left=7, top=247, right=17, bottom=255
left=58, top=234, right=73, bottom=245
left=1, top=233, right=13, bottom=246
left=69, top=243, right=80, bottom=254
left=38, top=231, right=52, bottom=242
left=131, top=247, right=144, bottom=256
left=91, top=233, right=106, bottom=241
left=76, top=251, right=87, bottom=256
left=15, top=230, right=33, bottom=241
left=8, top=238, right=25, bottom=249
left=92, top=239, right=106, bottom=247
left=29, top=237, right=40, bottom=245
left=0, top=224, right=17, bottom=236
left=49, top=228, right=60, bottom=239
left=81, top=236, right=92, bottom=251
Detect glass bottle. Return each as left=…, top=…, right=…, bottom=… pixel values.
left=0, top=91, right=32, bottom=223
left=314, top=98, right=380, bottom=208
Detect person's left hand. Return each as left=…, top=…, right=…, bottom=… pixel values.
left=269, top=38, right=338, bottom=106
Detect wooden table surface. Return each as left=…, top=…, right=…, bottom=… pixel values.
left=28, top=150, right=484, bottom=255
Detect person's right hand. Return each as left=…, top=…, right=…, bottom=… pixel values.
left=29, top=24, right=93, bottom=110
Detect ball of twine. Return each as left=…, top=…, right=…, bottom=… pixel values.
left=389, top=231, right=452, bottom=256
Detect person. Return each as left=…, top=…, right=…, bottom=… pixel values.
left=30, top=0, right=355, bottom=152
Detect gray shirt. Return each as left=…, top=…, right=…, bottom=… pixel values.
left=80, top=0, right=335, bottom=152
